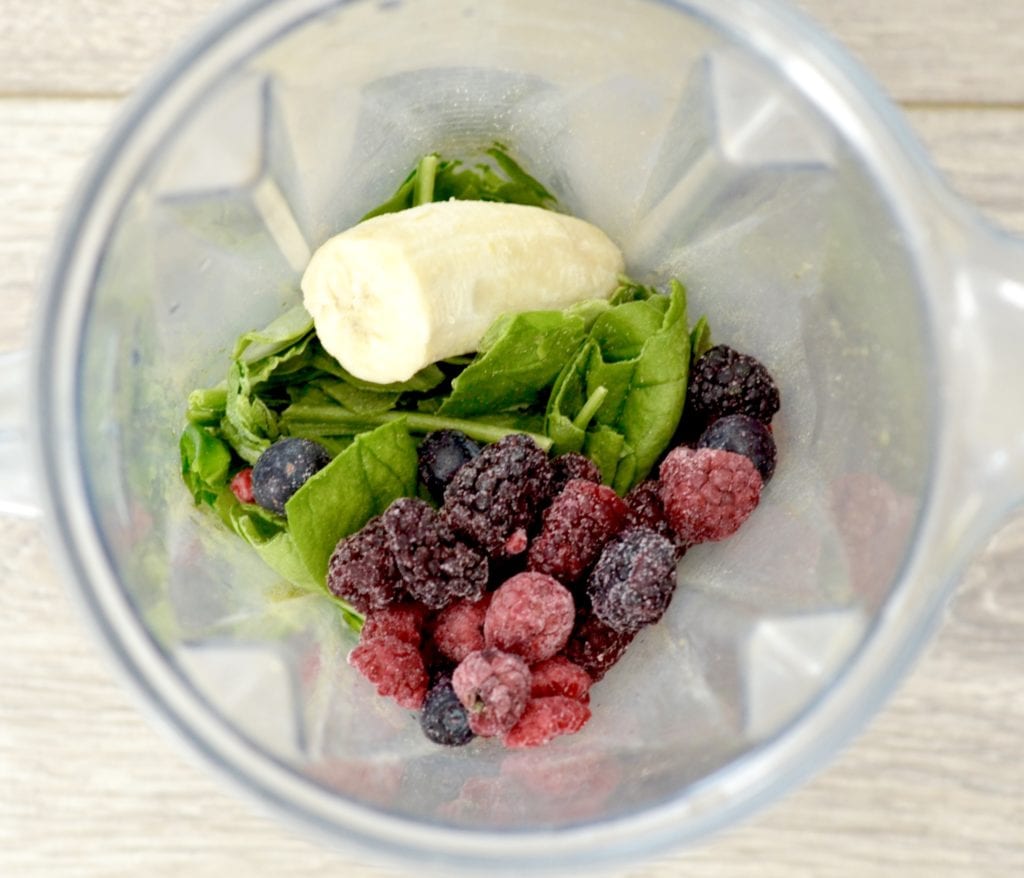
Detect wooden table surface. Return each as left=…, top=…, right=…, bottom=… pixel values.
left=2, top=1, right=1022, bottom=875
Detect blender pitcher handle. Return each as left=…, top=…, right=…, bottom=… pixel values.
left=0, top=349, right=42, bottom=517
left=943, top=225, right=1024, bottom=544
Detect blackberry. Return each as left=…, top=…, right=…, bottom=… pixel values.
left=420, top=677, right=475, bottom=746
left=418, top=430, right=481, bottom=501
left=504, top=696, right=591, bottom=749
left=563, top=605, right=636, bottom=682
left=697, top=413, right=777, bottom=483
left=624, top=480, right=685, bottom=558
left=252, top=437, right=331, bottom=514
left=550, top=452, right=602, bottom=493
left=659, top=446, right=762, bottom=545
left=527, top=479, right=630, bottom=587
left=327, top=516, right=403, bottom=613
left=382, top=498, right=488, bottom=610
left=442, top=433, right=554, bottom=557
left=688, top=344, right=780, bottom=424
left=452, top=647, right=531, bottom=737
left=484, top=572, right=575, bottom=664
left=587, top=527, right=678, bottom=635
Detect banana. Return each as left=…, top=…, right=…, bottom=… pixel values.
left=301, top=200, right=625, bottom=384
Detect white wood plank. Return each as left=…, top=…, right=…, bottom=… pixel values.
left=2, top=0, right=1024, bottom=104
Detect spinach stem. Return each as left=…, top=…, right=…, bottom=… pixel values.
left=413, top=154, right=439, bottom=206
left=572, top=385, right=608, bottom=432
left=284, top=405, right=554, bottom=452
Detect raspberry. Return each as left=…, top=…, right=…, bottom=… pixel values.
left=349, top=634, right=428, bottom=709
left=360, top=601, right=428, bottom=646
left=504, top=696, right=591, bottom=748
left=550, top=452, right=602, bottom=493
left=527, top=479, right=630, bottom=586
left=452, top=648, right=531, bottom=737
left=698, top=413, right=777, bottom=483
left=587, top=527, right=679, bottom=635
left=688, top=344, right=780, bottom=424
left=229, top=467, right=255, bottom=504
left=442, top=433, right=554, bottom=557
left=382, top=497, right=488, bottom=610
left=327, top=516, right=403, bottom=613
left=417, top=430, right=481, bottom=501
left=419, top=677, right=475, bottom=746
left=563, top=604, right=636, bottom=681
left=625, top=480, right=686, bottom=558
left=431, top=593, right=491, bottom=663
left=659, top=446, right=762, bottom=544
left=529, top=656, right=592, bottom=703
left=252, top=437, right=331, bottom=514
left=484, top=572, right=575, bottom=664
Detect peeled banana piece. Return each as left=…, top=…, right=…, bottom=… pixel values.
left=301, top=200, right=625, bottom=384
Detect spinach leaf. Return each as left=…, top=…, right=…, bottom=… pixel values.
left=690, top=315, right=712, bottom=361
left=221, top=360, right=279, bottom=463
left=186, top=386, right=227, bottom=426
left=285, top=420, right=420, bottom=584
left=180, top=423, right=232, bottom=506
left=438, top=309, right=592, bottom=418
left=233, top=304, right=314, bottom=363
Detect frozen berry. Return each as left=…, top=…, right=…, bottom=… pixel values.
left=418, top=430, right=481, bottom=501
left=587, top=527, right=679, bottom=635
left=229, top=467, right=255, bottom=504
left=698, top=413, right=777, bottom=483
left=420, top=677, right=475, bottom=746
left=252, top=437, right=331, bottom=514
left=527, top=480, right=630, bottom=586
left=550, top=452, right=602, bottom=493
left=529, top=656, right=592, bottom=703
left=688, top=344, right=780, bottom=424
left=383, top=498, right=488, bottom=610
left=504, top=696, right=591, bottom=748
left=431, top=593, right=491, bottom=663
left=452, top=648, right=531, bottom=737
left=660, top=446, right=762, bottom=544
left=442, top=433, right=554, bottom=557
left=327, top=516, right=403, bottom=613
left=563, top=606, right=636, bottom=681
left=484, top=572, right=575, bottom=664
left=360, top=602, right=428, bottom=647
left=349, top=634, right=428, bottom=709
left=625, top=480, right=685, bottom=558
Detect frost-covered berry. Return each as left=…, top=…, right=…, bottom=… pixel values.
left=452, top=648, right=531, bottom=737
left=420, top=677, right=475, bottom=747
left=327, top=516, right=404, bottom=613
left=697, top=413, right=777, bottom=483
left=550, top=452, right=602, bottom=493
left=625, top=479, right=685, bottom=558
left=563, top=605, right=636, bottom=682
left=442, top=434, right=554, bottom=557
left=484, top=572, right=575, bottom=664
left=431, top=593, right=491, bottom=664
left=252, top=437, right=331, bottom=514
left=659, top=446, right=762, bottom=545
left=527, top=479, right=630, bottom=586
left=382, top=497, right=488, bottom=610
left=504, top=696, right=591, bottom=748
left=360, top=601, right=428, bottom=647
left=529, top=656, right=592, bottom=703
left=688, top=344, right=780, bottom=424
left=349, top=634, right=428, bottom=709
left=418, top=430, right=481, bottom=501
left=230, top=467, right=255, bottom=504
left=587, top=527, right=679, bottom=635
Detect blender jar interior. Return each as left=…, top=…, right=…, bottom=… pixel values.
left=73, top=0, right=930, bottom=834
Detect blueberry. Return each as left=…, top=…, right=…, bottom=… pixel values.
left=697, top=413, right=777, bottom=483
left=252, top=437, right=331, bottom=514
left=420, top=677, right=475, bottom=746
left=417, top=430, right=481, bottom=501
